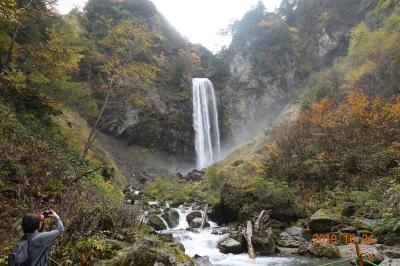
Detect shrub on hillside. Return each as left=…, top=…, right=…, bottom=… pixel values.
left=373, top=218, right=400, bottom=245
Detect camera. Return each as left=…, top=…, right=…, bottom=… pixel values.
left=41, top=209, right=53, bottom=218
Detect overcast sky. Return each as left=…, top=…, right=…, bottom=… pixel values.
left=57, top=0, right=282, bottom=52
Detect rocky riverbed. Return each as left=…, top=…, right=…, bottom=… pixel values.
left=133, top=192, right=400, bottom=266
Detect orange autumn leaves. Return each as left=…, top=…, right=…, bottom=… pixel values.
left=262, top=92, right=400, bottom=185
left=307, top=93, right=400, bottom=129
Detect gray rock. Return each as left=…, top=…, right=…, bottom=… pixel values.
left=298, top=243, right=310, bottom=255
left=309, top=209, right=339, bottom=233
left=211, top=228, right=229, bottom=235
left=218, top=238, right=243, bottom=254
left=147, top=215, right=167, bottom=231
left=285, top=226, right=303, bottom=237
left=162, top=208, right=179, bottom=228
left=310, top=243, right=341, bottom=259
left=194, top=255, right=212, bottom=266
left=183, top=169, right=204, bottom=181
left=189, top=217, right=210, bottom=228
left=380, top=259, right=400, bottom=266
left=277, top=232, right=307, bottom=248
left=253, top=228, right=277, bottom=255
left=376, top=245, right=400, bottom=258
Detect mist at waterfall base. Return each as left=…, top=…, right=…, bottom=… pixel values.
left=192, top=78, right=221, bottom=169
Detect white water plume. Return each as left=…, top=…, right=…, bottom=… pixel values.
left=192, top=78, right=221, bottom=169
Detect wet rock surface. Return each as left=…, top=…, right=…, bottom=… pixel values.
left=277, top=232, right=307, bottom=248
left=162, top=208, right=180, bottom=228
left=147, top=215, right=167, bottom=231
left=186, top=211, right=202, bottom=223
left=218, top=238, right=244, bottom=254
left=253, top=228, right=277, bottom=255
left=189, top=217, right=210, bottom=228
left=310, top=242, right=341, bottom=259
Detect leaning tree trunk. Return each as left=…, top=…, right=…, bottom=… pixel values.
left=82, top=79, right=114, bottom=160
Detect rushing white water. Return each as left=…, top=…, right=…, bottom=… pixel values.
left=163, top=206, right=318, bottom=266
left=192, top=78, right=221, bottom=169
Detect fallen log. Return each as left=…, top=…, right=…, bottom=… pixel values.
left=72, top=167, right=103, bottom=183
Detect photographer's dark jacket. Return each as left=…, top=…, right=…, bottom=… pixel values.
left=25, top=217, right=64, bottom=266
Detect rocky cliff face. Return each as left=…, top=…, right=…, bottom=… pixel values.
left=218, top=0, right=376, bottom=146
left=218, top=11, right=300, bottom=144
left=81, top=0, right=226, bottom=157
left=100, top=89, right=194, bottom=154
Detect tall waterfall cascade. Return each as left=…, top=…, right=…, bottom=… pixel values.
left=192, top=78, right=221, bottom=169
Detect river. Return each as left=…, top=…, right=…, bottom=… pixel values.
left=160, top=206, right=326, bottom=266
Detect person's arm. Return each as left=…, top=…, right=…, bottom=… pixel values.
left=35, top=211, right=64, bottom=247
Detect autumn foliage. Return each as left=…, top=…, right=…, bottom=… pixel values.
left=264, top=93, right=400, bottom=187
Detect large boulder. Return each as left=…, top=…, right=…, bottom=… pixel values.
left=213, top=181, right=299, bottom=224
left=194, top=255, right=212, bottom=266
left=183, top=169, right=204, bottom=181
left=218, top=238, right=244, bottom=254
left=380, top=259, right=400, bottom=265
left=97, top=237, right=194, bottom=265
left=285, top=226, right=303, bottom=237
left=277, top=232, right=307, bottom=248
left=310, top=243, right=341, bottom=259
left=253, top=228, right=277, bottom=255
left=376, top=244, right=400, bottom=258
left=186, top=211, right=202, bottom=223
left=298, top=243, right=310, bottom=255
left=147, top=215, right=167, bottom=231
left=189, top=217, right=210, bottom=228
left=309, top=209, right=339, bottom=233
left=161, top=208, right=179, bottom=228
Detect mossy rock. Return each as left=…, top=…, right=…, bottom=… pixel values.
left=96, top=237, right=195, bottom=266
left=162, top=208, right=179, bottom=228
left=310, top=243, right=341, bottom=259
left=147, top=215, right=167, bottom=230
left=253, top=228, right=277, bottom=255
left=309, top=209, right=339, bottom=233
left=214, top=179, right=299, bottom=224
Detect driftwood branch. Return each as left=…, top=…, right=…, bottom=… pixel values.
left=72, top=167, right=104, bottom=183
left=200, top=205, right=208, bottom=229
left=255, top=210, right=271, bottom=231
left=242, top=220, right=256, bottom=259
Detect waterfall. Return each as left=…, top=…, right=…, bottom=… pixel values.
left=192, top=78, right=221, bottom=169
